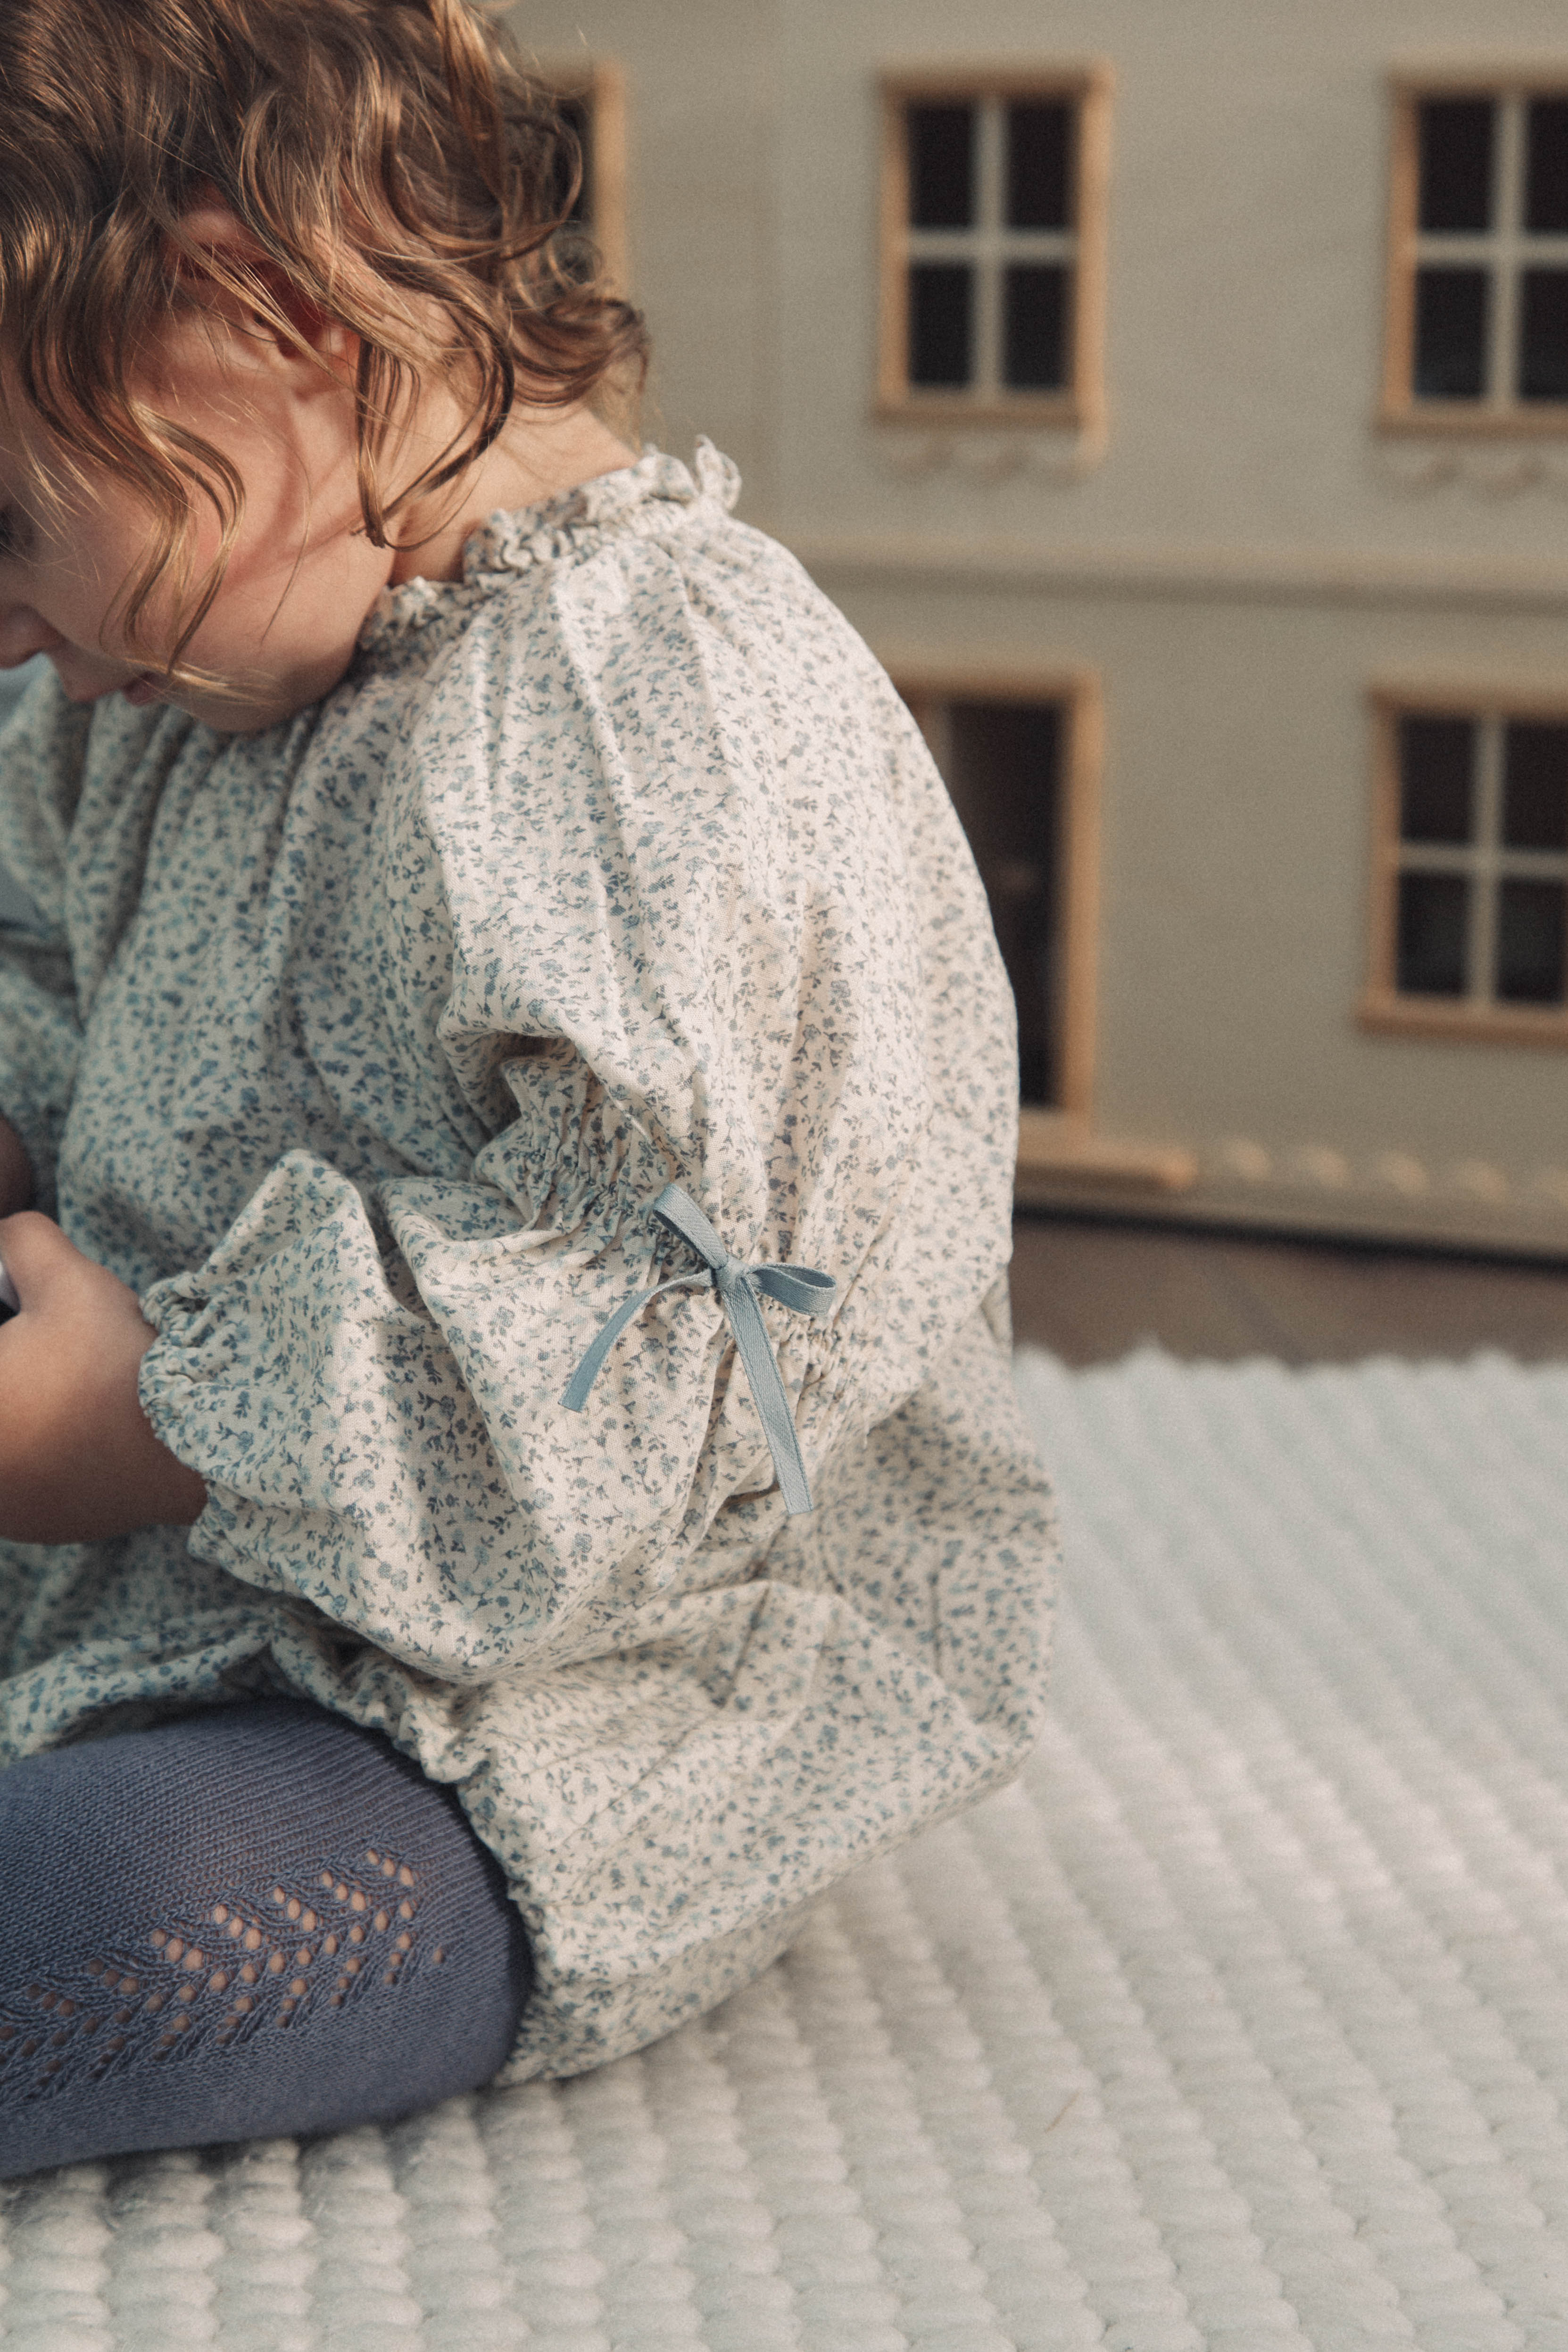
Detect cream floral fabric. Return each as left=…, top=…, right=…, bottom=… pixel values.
left=0, top=444, right=1057, bottom=2079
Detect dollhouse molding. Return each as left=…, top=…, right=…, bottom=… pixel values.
left=789, top=534, right=1568, bottom=613
left=872, top=421, right=1109, bottom=480
left=1372, top=439, right=1568, bottom=495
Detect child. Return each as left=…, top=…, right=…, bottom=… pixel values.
left=0, top=0, right=1056, bottom=2177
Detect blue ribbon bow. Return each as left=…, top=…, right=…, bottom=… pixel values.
left=563, top=1184, right=838, bottom=1515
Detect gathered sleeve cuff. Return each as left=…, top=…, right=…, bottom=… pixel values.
left=136, top=1113, right=844, bottom=1688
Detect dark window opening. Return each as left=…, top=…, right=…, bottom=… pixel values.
left=1496, top=879, right=1568, bottom=1002
left=922, top=699, right=1063, bottom=1107
left=909, top=103, right=975, bottom=229
left=1399, top=716, right=1475, bottom=844
left=1519, top=268, right=1568, bottom=400
left=1396, top=872, right=1469, bottom=996
left=1007, top=101, right=1072, bottom=229
left=1003, top=264, right=1069, bottom=390
left=546, top=91, right=596, bottom=284
left=908, top=264, right=973, bottom=387
left=1525, top=97, right=1568, bottom=232
left=551, top=93, right=593, bottom=224
left=1417, top=97, right=1495, bottom=232
left=1413, top=267, right=1489, bottom=398
left=1503, top=722, right=1568, bottom=849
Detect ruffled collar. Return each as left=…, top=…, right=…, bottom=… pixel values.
left=356, top=439, right=741, bottom=660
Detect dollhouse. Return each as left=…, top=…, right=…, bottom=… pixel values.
left=8, top=0, right=1568, bottom=1253
left=501, top=0, right=1568, bottom=1255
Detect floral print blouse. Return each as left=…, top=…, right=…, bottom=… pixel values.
left=0, top=444, right=1057, bottom=2080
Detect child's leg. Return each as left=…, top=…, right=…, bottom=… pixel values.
left=0, top=1698, right=532, bottom=2181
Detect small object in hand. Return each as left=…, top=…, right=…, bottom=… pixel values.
left=0, top=1256, right=17, bottom=1320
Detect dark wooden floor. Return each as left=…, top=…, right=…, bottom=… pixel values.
left=1009, top=1212, right=1568, bottom=1366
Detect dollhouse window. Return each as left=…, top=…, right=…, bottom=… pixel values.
left=538, top=61, right=629, bottom=296
left=878, top=69, right=1111, bottom=427
left=1362, top=698, right=1568, bottom=1044
left=895, top=673, right=1102, bottom=1118
left=1383, top=83, right=1568, bottom=427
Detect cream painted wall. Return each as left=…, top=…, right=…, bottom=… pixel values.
left=508, top=2, right=782, bottom=509
left=505, top=0, right=1568, bottom=1247
left=770, top=0, right=1568, bottom=558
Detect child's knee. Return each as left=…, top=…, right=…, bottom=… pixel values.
left=0, top=1700, right=531, bottom=2179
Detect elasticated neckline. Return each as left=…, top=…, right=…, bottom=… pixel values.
left=355, top=440, right=741, bottom=661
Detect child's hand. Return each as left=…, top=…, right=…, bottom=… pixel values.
left=0, top=1212, right=208, bottom=1542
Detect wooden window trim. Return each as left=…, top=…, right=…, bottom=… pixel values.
left=876, top=63, right=1112, bottom=433
left=1360, top=683, right=1568, bottom=1047
left=1380, top=70, right=1568, bottom=438
left=534, top=58, right=630, bottom=296
left=889, top=661, right=1102, bottom=1123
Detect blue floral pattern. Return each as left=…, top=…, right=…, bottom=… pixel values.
left=0, top=444, right=1057, bottom=2079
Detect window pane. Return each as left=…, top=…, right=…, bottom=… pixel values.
left=908, top=264, right=972, bottom=386
left=1519, top=268, right=1568, bottom=400
left=1004, top=264, right=1069, bottom=390
left=1417, top=97, right=1495, bottom=231
left=1496, top=878, right=1567, bottom=1002
left=1399, top=715, right=1475, bottom=843
left=1413, top=267, right=1489, bottom=398
left=1526, top=98, right=1568, bottom=232
left=944, top=701, right=1062, bottom=1106
left=1503, top=722, right=1568, bottom=848
left=1396, top=872, right=1469, bottom=995
left=1007, top=101, right=1072, bottom=228
left=909, top=103, right=975, bottom=228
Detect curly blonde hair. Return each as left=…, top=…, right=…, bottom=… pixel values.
left=0, top=0, right=648, bottom=674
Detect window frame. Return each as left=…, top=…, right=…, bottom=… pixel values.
left=534, top=57, right=630, bottom=296
left=1361, top=683, right=1568, bottom=1047
left=1381, top=69, right=1568, bottom=436
left=876, top=64, right=1112, bottom=431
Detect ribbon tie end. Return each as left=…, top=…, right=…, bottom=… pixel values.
left=563, top=1185, right=836, bottom=1514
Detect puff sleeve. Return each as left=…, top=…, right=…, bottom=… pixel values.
left=134, top=528, right=1018, bottom=1696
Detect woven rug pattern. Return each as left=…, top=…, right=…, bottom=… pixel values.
left=3, top=1344, right=1568, bottom=2351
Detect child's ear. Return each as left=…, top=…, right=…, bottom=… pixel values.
left=166, top=199, right=355, bottom=376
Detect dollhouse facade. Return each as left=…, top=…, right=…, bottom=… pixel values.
left=5, top=1, right=1567, bottom=1253
left=505, top=0, right=1568, bottom=1255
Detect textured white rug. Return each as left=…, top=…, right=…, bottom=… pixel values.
left=3, top=1343, right=1568, bottom=2352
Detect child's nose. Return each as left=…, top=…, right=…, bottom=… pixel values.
left=0, top=603, right=65, bottom=671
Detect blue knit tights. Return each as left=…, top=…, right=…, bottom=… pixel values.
left=0, top=1699, right=533, bottom=2180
